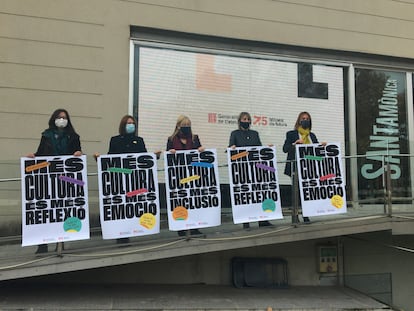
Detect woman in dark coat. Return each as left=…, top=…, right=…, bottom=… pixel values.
left=283, top=111, right=320, bottom=223
left=106, top=115, right=158, bottom=244
left=108, top=115, right=147, bottom=155
left=229, top=111, right=273, bottom=229
left=30, top=109, right=82, bottom=158
left=28, top=108, right=82, bottom=253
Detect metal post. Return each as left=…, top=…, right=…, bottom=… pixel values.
left=292, top=161, right=299, bottom=224
left=337, top=237, right=344, bottom=286
left=56, top=242, right=63, bottom=256
left=386, top=163, right=393, bottom=217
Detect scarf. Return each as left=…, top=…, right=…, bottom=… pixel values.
left=298, top=126, right=311, bottom=144
left=44, top=129, right=69, bottom=155
left=171, top=133, right=194, bottom=150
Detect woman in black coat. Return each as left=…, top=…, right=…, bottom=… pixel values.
left=95, top=115, right=159, bottom=243
left=229, top=111, right=273, bottom=229
left=108, top=115, right=147, bottom=155
left=283, top=111, right=319, bottom=177
left=28, top=108, right=82, bottom=254
left=283, top=111, right=320, bottom=223
left=105, top=115, right=160, bottom=244
left=29, top=108, right=82, bottom=158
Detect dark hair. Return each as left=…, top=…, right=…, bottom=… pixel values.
left=119, top=115, right=136, bottom=135
left=237, top=112, right=251, bottom=130
left=294, top=111, right=312, bottom=130
left=47, top=108, right=76, bottom=134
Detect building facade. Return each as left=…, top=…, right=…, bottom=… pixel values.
left=1, top=1, right=414, bottom=310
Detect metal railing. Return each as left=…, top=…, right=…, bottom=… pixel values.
left=0, top=153, right=412, bottom=242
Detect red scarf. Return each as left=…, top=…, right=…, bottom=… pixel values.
left=171, top=133, right=194, bottom=150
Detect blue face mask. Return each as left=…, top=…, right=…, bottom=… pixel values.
left=125, top=123, right=135, bottom=134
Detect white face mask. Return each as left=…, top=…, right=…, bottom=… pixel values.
left=55, top=118, right=68, bottom=128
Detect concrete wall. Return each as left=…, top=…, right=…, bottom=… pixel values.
left=1, top=0, right=414, bottom=160
left=21, top=232, right=414, bottom=310
left=22, top=237, right=337, bottom=286
left=343, top=232, right=414, bottom=310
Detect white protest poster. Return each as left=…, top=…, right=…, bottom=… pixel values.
left=296, top=142, right=347, bottom=216
left=97, top=153, right=160, bottom=239
left=227, top=146, right=283, bottom=224
left=164, top=149, right=221, bottom=231
left=20, top=155, right=90, bottom=247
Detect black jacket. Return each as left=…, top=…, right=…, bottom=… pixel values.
left=228, top=129, right=262, bottom=147
left=282, top=129, right=318, bottom=176
left=35, top=129, right=81, bottom=156
left=108, top=134, right=147, bottom=154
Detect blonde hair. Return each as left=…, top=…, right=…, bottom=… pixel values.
left=170, top=115, right=193, bottom=139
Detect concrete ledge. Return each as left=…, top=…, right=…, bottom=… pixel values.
left=0, top=283, right=392, bottom=310
left=0, top=215, right=396, bottom=281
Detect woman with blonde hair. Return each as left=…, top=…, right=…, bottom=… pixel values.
left=167, top=115, right=204, bottom=153
left=167, top=115, right=204, bottom=236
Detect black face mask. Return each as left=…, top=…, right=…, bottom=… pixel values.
left=180, top=126, right=191, bottom=135
left=300, top=120, right=311, bottom=129
left=240, top=121, right=250, bottom=130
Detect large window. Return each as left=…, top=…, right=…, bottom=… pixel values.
left=131, top=43, right=345, bottom=185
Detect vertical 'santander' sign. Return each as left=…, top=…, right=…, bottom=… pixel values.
left=296, top=143, right=347, bottom=216
left=97, top=153, right=160, bottom=239
left=164, top=149, right=221, bottom=231
left=21, top=155, right=90, bottom=246
left=227, top=146, right=283, bottom=224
